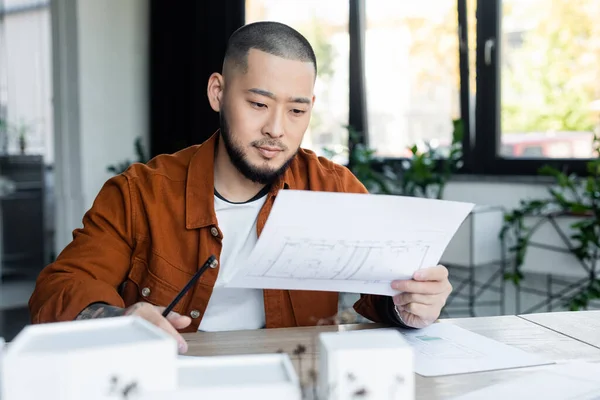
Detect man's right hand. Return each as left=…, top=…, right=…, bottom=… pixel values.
left=76, top=302, right=191, bottom=353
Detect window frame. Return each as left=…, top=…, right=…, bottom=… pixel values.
left=348, top=0, right=473, bottom=173
left=473, top=0, right=590, bottom=175
left=348, top=0, right=592, bottom=176
left=241, top=0, right=594, bottom=175
left=348, top=0, right=368, bottom=168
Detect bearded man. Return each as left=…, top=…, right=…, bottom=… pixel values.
left=29, top=21, right=452, bottom=354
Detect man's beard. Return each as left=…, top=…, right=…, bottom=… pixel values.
left=219, top=108, right=297, bottom=185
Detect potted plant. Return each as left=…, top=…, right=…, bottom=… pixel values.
left=397, top=119, right=463, bottom=199
left=6, top=120, right=31, bottom=154
left=500, top=134, right=600, bottom=310
left=18, top=130, right=27, bottom=154
left=324, top=119, right=463, bottom=198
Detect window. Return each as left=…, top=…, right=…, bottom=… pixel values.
left=245, top=0, right=350, bottom=164
left=246, top=0, right=600, bottom=175
left=500, top=0, right=599, bottom=159
left=364, top=1, right=462, bottom=158
left=0, top=0, right=53, bottom=161
left=475, top=0, right=600, bottom=174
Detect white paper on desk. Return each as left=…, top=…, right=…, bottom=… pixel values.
left=449, top=361, right=600, bottom=400
left=223, top=190, right=474, bottom=296
left=392, top=322, right=553, bottom=377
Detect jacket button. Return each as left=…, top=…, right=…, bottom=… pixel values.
left=210, top=227, right=219, bottom=237
left=190, top=310, right=200, bottom=319
left=141, top=287, right=151, bottom=297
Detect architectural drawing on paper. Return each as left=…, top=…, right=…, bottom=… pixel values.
left=248, top=235, right=435, bottom=282
left=402, top=334, right=485, bottom=359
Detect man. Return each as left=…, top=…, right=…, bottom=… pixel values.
left=29, top=21, right=452, bottom=354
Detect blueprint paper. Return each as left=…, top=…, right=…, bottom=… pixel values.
left=394, top=322, right=553, bottom=377
left=224, top=190, right=474, bottom=296
left=450, top=361, right=600, bottom=399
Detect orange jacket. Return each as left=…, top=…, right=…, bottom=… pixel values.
left=29, top=133, right=398, bottom=332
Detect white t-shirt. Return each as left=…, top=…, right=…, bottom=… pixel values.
left=197, top=191, right=267, bottom=332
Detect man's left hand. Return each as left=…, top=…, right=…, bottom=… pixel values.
left=390, top=265, right=452, bottom=329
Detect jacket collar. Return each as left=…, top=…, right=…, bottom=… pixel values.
left=185, top=130, right=293, bottom=229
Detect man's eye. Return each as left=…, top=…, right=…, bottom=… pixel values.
left=251, top=102, right=266, bottom=108
left=292, top=109, right=306, bottom=115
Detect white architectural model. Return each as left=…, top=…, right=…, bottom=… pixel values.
left=0, top=317, right=301, bottom=400
left=0, top=318, right=414, bottom=399
left=141, top=354, right=301, bottom=400
left=1, top=317, right=177, bottom=400
left=319, top=329, right=414, bottom=400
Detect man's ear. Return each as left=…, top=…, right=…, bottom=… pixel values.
left=207, top=73, right=225, bottom=112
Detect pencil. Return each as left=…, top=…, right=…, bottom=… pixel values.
left=162, top=254, right=218, bottom=317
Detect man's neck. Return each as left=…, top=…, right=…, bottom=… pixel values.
left=213, top=139, right=267, bottom=203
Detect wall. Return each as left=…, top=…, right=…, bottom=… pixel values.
left=444, top=180, right=548, bottom=209
left=52, top=0, right=149, bottom=254
left=76, top=0, right=149, bottom=216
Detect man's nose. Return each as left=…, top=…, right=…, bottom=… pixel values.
left=264, top=109, right=285, bottom=138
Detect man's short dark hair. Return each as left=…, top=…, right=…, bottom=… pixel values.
left=223, top=21, right=317, bottom=76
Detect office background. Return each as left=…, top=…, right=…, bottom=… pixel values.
left=1, top=0, right=599, bottom=340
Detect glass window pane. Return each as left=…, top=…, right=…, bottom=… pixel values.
left=0, top=1, right=53, bottom=161
left=364, top=1, right=462, bottom=158
left=501, top=0, right=600, bottom=159
left=245, top=0, right=350, bottom=164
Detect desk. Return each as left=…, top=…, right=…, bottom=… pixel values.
left=182, top=314, right=600, bottom=399
left=520, top=310, right=600, bottom=349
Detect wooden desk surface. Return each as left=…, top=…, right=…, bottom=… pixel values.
left=519, top=310, right=600, bottom=349
left=182, top=314, right=600, bottom=399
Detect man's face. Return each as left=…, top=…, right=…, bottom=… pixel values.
left=211, top=49, right=315, bottom=185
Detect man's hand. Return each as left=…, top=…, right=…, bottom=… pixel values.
left=390, top=265, right=452, bottom=329
left=76, top=302, right=191, bottom=353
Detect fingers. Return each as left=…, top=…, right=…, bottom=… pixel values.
left=392, top=279, right=448, bottom=294
left=393, top=292, right=437, bottom=307
left=167, top=313, right=192, bottom=330
left=390, top=265, right=452, bottom=327
left=413, top=265, right=449, bottom=281
left=391, top=264, right=452, bottom=294
left=393, top=294, right=445, bottom=324
left=396, top=303, right=439, bottom=324
left=146, top=311, right=189, bottom=354
left=158, top=308, right=193, bottom=330
left=126, top=303, right=189, bottom=354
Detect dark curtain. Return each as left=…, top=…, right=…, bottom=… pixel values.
left=149, top=0, right=245, bottom=157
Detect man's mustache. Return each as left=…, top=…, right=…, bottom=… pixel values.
left=251, top=139, right=288, bottom=151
